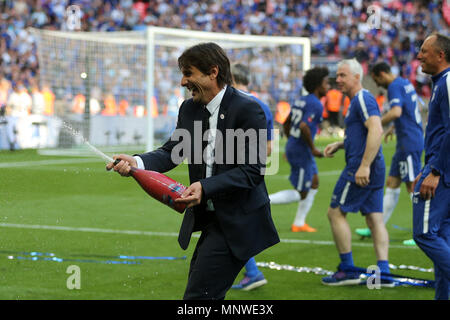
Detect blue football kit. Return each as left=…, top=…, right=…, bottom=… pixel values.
left=387, top=77, right=424, bottom=182
left=330, top=89, right=385, bottom=214
left=285, top=93, right=323, bottom=192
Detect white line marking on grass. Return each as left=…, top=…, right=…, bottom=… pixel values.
left=0, top=222, right=180, bottom=237
left=279, top=238, right=413, bottom=249
left=0, top=158, right=102, bottom=168
left=0, top=159, right=386, bottom=180
left=0, top=223, right=416, bottom=249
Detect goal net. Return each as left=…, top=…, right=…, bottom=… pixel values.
left=30, top=26, right=310, bottom=158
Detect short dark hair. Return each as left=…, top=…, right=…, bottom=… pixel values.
left=370, top=61, right=391, bottom=76
left=303, top=67, right=329, bottom=94
left=231, top=63, right=250, bottom=86
left=432, top=33, right=450, bottom=63
left=178, top=42, right=232, bottom=87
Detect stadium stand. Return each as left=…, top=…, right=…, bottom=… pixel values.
left=0, top=0, right=448, bottom=129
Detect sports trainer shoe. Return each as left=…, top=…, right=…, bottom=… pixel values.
left=291, top=223, right=317, bottom=232
left=355, top=228, right=372, bottom=237
left=322, top=267, right=362, bottom=286
left=403, top=239, right=416, bottom=246
left=232, top=272, right=267, bottom=291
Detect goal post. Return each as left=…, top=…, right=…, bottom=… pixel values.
left=30, top=26, right=310, bottom=154
left=145, top=26, right=311, bottom=151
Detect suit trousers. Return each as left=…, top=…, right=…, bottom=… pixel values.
left=183, top=214, right=247, bottom=300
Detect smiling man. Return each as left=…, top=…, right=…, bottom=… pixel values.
left=321, top=59, right=392, bottom=287
left=106, top=42, right=279, bottom=300
left=413, top=33, right=450, bottom=300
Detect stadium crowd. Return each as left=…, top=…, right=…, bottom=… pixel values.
left=0, top=0, right=449, bottom=120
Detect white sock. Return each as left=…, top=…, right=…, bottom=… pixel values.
left=269, top=189, right=300, bottom=204
left=293, top=188, right=318, bottom=226
left=383, top=187, right=401, bottom=224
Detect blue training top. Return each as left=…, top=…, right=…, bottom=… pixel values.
left=239, top=90, right=274, bottom=141
left=425, top=68, right=450, bottom=187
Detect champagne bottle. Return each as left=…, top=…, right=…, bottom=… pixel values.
left=130, top=167, right=187, bottom=214
left=113, top=160, right=187, bottom=213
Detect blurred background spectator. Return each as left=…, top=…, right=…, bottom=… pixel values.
left=0, top=0, right=448, bottom=124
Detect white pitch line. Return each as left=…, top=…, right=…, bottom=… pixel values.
left=0, top=158, right=385, bottom=180
left=279, top=238, right=413, bottom=249
left=0, top=158, right=343, bottom=178
left=0, top=222, right=180, bottom=238
left=0, top=158, right=102, bottom=168
left=0, top=222, right=416, bottom=249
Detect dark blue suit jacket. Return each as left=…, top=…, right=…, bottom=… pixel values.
left=138, top=86, right=279, bottom=260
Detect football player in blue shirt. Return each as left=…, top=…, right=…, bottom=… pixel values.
left=355, top=62, right=424, bottom=246
left=321, top=59, right=392, bottom=286
left=269, top=67, right=329, bottom=232
left=413, top=33, right=450, bottom=300
left=230, top=63, right=273, bottom=291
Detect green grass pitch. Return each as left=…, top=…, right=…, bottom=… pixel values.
left=0, top=137, right=434, bottom=300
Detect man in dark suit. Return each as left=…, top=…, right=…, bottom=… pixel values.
left=107, top=42, right=279, bottom=300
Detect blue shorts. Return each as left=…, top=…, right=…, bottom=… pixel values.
left=389, top=150, right=422, bottom=182
left=330, top=173, right=384, bottom=215
left=289, top=158, right=318, bottom=192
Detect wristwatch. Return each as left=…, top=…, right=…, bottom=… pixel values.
left=431, top=168, right=441, bottom=177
